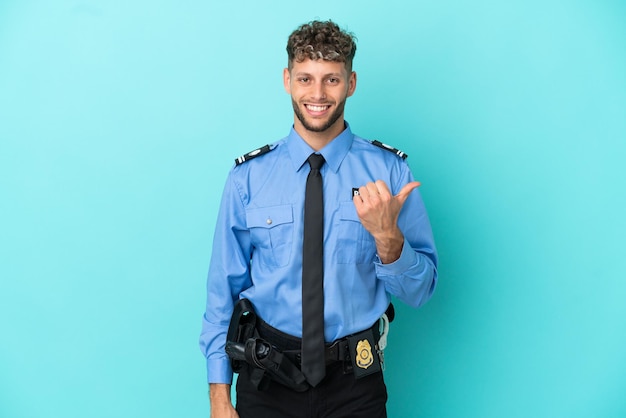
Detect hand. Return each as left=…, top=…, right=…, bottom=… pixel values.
left=353, top=180, right=420, bottom=263
left=209, top=384, right=239, bottom=418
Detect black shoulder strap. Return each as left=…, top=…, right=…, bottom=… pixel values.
left=371, top=140, right=408, bottom=160
left=235, top=144, right=273, bottom=165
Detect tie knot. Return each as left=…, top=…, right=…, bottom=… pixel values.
left=307, top=153, right=325, bottom=170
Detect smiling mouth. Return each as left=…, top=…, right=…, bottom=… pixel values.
left=305, top=104, right=331, bottom=113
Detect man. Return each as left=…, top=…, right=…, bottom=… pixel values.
left=199, top=20, right=437, bottom=418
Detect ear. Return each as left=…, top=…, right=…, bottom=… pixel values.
left=283, top=68, right=291, bottom=94
left=347, top=71, right=357, bottom=97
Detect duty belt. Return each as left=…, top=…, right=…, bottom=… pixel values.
left=258, top=319, right=377, bottom=367
left=225, top=298, right=393, bottom=391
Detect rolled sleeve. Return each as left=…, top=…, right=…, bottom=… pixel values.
left=375, top=237, right=437, bottom=308
left=207, top=357, right=233, bottom=384
left=374, top=237, right=417, bottom=275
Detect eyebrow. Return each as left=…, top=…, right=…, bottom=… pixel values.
left=294, top=72, right=344, bottom=78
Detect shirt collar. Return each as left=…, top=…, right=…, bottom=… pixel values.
left=286, top=122, right=354, bottom=173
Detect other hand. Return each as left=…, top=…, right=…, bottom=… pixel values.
left=353, top=180, right=420, bottom=263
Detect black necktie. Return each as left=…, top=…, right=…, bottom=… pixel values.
left=301, top=153, right=326, bottom=387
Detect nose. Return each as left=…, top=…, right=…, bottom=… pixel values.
left=311, top=81, right=327, bottom=101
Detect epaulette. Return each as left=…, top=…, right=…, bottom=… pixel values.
left=234, top=144, right=275, bottom=165
left=370, top=140, right=408, bottom=160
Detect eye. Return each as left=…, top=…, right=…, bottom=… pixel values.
left=327, top=77, right=339, bottom=84
left=298, top=77, right=310, bottom=83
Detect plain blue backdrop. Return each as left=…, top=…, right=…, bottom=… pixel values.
left=1, top=1, right=625, bottom=417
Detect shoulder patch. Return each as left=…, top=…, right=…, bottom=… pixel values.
left=370, top=140, right=408, bottom=160
left=234, top=144, right=274, bottom=165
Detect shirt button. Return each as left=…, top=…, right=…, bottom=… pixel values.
left=266, top=218, right=272, bottom=225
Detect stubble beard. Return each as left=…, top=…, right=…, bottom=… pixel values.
left=292, top=98, right=347, bottom=133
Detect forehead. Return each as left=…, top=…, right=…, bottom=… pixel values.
left=290, top=58, right=348, bottom=76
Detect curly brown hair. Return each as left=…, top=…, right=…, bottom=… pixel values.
left=286, top=20, right=357, bottom=71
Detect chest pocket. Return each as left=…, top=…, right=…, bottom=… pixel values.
left=246, top=205, right=294, bottom=268
left=336, top=202, right=376, bottom=264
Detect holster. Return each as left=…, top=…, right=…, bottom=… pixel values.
left=225, top=299, right=309, bottom=392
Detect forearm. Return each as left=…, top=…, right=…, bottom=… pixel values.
left=210, top=383, right=231, bottom=404
left=209, top=384, right=238, bottom=417
left=376, top=237, right=437, bottom=308
left=373, top=225, right=405, bottom=264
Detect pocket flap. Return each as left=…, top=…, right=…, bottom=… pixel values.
left=246, top=205, right=294, bottom=228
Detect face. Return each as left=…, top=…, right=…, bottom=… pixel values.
left=284, top=59, right=357, bottom=139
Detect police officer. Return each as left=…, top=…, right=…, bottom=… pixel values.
left=199, top=20, right=438, bottom=418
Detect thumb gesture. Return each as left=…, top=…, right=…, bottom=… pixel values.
left=395, top=181, right=421, bottom=207
left=353, top=180, right=421, bottom=264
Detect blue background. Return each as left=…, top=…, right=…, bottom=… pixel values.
left=1, top=1, right=625, bottom=417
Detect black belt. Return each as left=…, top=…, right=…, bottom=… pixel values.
left=226, top=299, right=391, bottom=390
left=257, top=319, right=380, bottom=367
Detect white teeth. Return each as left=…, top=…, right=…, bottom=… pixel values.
left=307, top=105, right=329, bottom=112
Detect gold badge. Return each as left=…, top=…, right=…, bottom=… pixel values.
left=355, top=339, right=374, bottom=369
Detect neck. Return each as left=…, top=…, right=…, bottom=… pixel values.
left=293, top=118, right=345, bottom=151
